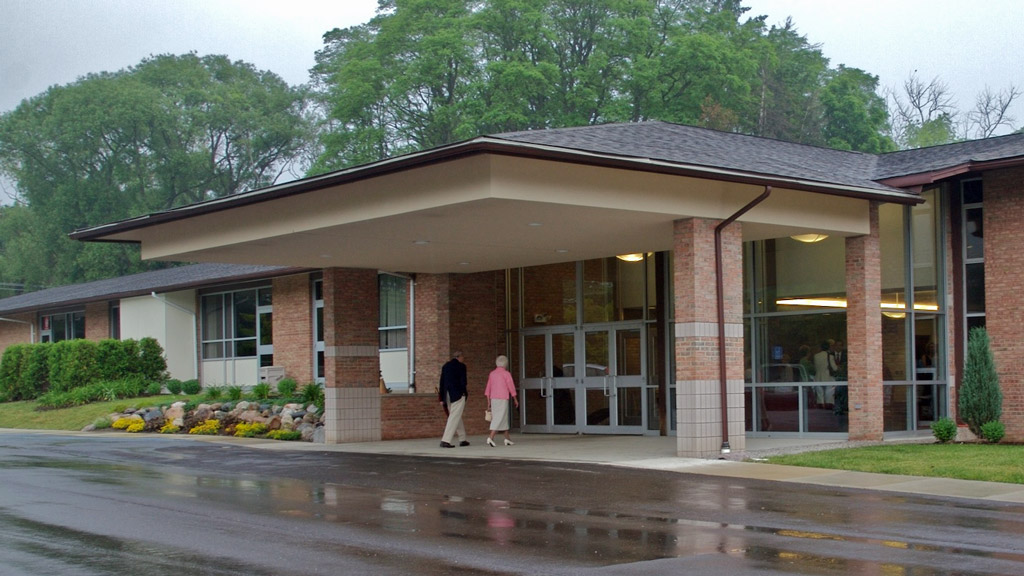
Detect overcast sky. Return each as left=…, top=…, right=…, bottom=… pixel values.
left=1, top=0, right=1022, bottom=132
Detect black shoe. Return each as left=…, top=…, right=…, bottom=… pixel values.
left=459, top=441, right=470, bottom=447
left=440, top=441, right=455, bottom=448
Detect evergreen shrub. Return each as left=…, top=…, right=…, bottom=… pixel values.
left=181, top=379, right=201, bottom=395
left=166, top=379, right=183, bottom=394
left=277, top=378, right=298, bottom=398
left=960, top=328, right=1002, bottom=437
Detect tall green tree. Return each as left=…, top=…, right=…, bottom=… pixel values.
left=820, top=66, right=894, bottom=153
left=0, top=54, right=312, bottom=288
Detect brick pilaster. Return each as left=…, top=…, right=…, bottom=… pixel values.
left=846, top=203, right=884, bottom=440
left=673, top=218, right=745, bottom=457
left=322, top=268, right=381, bottom=443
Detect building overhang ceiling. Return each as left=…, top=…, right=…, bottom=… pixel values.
left=71, top=138, right=917, bottom=275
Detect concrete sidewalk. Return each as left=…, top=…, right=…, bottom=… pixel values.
left=249, top=433, right=1024, bottom=504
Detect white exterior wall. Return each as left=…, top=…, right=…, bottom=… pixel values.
left=120, top=290, right=197, bottom=381
left=380, top=349, right=409, bottom=391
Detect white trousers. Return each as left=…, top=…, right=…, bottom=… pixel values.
left=442, top=396, right=467, bottom=444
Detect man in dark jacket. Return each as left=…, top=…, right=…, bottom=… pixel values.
left=439, top=351, right=469, bottom=448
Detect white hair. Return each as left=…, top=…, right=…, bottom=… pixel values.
left=495, top=355, right=508, bottom=368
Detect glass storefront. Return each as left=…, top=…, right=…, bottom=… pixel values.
left=745, top=189, right=947, bottom=435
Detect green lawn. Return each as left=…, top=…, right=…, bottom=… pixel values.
left=0, top=395, right=204, bottom=432
left=766, top=443, right=1024, bottom=484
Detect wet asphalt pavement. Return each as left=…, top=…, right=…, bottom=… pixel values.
left=1, top=432, right=1023, bottom=575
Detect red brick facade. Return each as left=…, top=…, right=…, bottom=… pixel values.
left=271, top=274, right=313, bottom=385
left=0, top=312, right=35, bottom=350
left=322, top=268, right=379, bottom=389
left=84, top=302, right=110, bottom=342
left=982, top=166, right=1024, bottom=441
left=846, top=203, right=883, bottom=441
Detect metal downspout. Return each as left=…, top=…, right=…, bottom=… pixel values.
left=714, top=186, right=771, bottom=453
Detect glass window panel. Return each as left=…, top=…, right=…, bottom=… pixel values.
left=912, top=188, right=940, bottom=309
left=525, top=389, right=547, bottom=426
left=260, top=354, right=274, bottom=368
left=233, top=291, right=257, bottom=339
left=583, top=257, right=646, bottom=323
left=967, top=316, right=986, bottom=335
left=552, top=333, right=574, bottom=377
left=962, top=179, right=983, bottom=204
left=754, top=314, right=846, bottom=384
left=379, top=275, right=407, bottom=327
left=965, top=262, right=985, bottom=313
left=881, top=314, right=907, bottom=381
left=883, top=385, right=910, bottom=432
left=758, top=386, right=800, bottom=432
left=316, top=351, right=324, bottom=379
left=72, top=312, right=85, bottom=340
left=914, top=315, right=941, bottom=381
left=616, top=329, right=642, bottom=377
left=585, top=389, right=610, bottom=426
left=617, top=387, right=642, bottom=426
left=52, top=314, right=67, bottom=342
left=314, top=279, right=323, bottom=301
left=316, top=307, right=324, bottom=342
left=203, top=341, right=224, bottom=359
left=202, top=295, right=224, bottom=340
left=964, top=207, right=984, bottom=260
left=553, top=389, right=575, bottom=425
left=584, top=331, right=609, bottom=372
left=259, top=311, right=273, bottom=346
left=879, top=202, right=907, bottom=315
left=754, top=237, right=847, bottom=314
left=258, top=288, right=272, bottom=306
left=523, top=334, right=546, bottom=379
left=807, top=385, right=847, bottom=433
left=523, top=262, right=577, bottom=327
left=235, top=339, right=256, bottom=357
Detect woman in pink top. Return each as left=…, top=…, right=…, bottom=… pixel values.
left=485, top=355, right=519, bottom=446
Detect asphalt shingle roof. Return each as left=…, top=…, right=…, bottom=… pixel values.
left=0, top=263, right=297, bottom=316
left=492, top=121, right=890, bottom=192
left=874, top=131, right=1024, bottom=179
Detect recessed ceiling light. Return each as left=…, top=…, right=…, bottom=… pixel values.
left=413, top=240, right=430, bottom=245
left=529, top=222, right=542, bottom=227
left=458, top=261, right=471, bottom=266
left=555, top=249, right=569, bottom=253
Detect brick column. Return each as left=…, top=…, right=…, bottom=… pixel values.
left=846, top=203, right=883, bottom=441
left=673, top=218, right=745, bottom=457
left=323, top=268, right=381, bottom=443
left=271, top=274, right=313, bottom=385
left=413, top=273, right=451, bottom=392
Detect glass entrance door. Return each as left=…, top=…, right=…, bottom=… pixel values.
left=520, top=324, right=646, bottom=434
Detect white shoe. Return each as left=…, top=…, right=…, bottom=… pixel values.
left=487, top=438, right=496, bottom=447
left=504, top=438, right=514, bottom=446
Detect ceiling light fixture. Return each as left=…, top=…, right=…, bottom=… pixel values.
left=616, top=253, right=644, bottom=262
left=790, top=233, right=829, bottom=243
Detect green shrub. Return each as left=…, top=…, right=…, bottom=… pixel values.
left=24, top=344, right=52, bottom=397
left=227, top=385, right=243, bottom=401
left=267, top=429, right=302, bottom=441
left=204, top=386, right=223, bottom=401
left=92, top=417, right=112, bottom=430
left=931, top=417, right=957, bottom=443
left=48, top=340, right=100, bottom=393
left=300, top=383, right=325, bottom=412
left=0, top=345, right=30, bottom=401
left=96, top=339, right=133, bottom=381
left=145, top=381, right=163, bottom=396
left=181, top=379, right=201, bottom=395
left=166, top=379, right=183, bottom=394
left=277, top=378, right=298, bottom=398
left=138, top=337, right=168, bottom=381
left=960, top=327, right=1002, bottom=437
left=251, top=382, right=271, bottom=400
left=980, top=421, right=1005, bottom=443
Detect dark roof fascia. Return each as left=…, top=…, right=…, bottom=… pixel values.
left=877, top=156, right=1024, bottom=188
left=71, top=137, right=922, bottom=243
left=0, top=265, right=311, bottom=317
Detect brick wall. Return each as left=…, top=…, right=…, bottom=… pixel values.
left=0, top=312, right=35, bottom=351
left=983, top=166, right=1024, bottom=441
left=271, top=273, right=313, bottom=384
left=84, top=302, right=110, bottom=341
